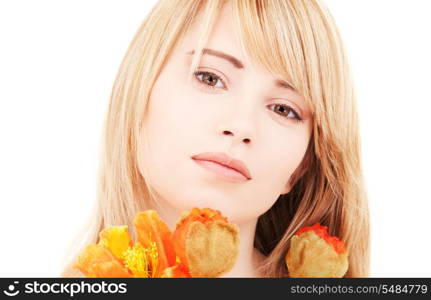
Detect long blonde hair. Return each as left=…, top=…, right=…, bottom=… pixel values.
left=61, top=0, right=369, bottom=278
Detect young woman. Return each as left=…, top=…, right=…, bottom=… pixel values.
left=61, top=0, right=369, bottom=277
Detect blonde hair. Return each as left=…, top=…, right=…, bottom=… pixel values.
left=61, top=0, right=369, bottom=278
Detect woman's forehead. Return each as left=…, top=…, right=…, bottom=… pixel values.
left=178, top=6, right=285, bottom=83
left=175, top=0, right=316, bottom=115
left=179, top=1, right=246, bottom=64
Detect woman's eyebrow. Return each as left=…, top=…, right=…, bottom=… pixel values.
left=186, top=48, right=296, bottom=92
left=186, top=48, right=244, bottom=69
left=275, top=79, right=296, bottom=92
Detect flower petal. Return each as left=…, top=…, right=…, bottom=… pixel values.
left=286, top=230, right=349, bottom=278
left=98, top=226, right=133, bottom=261
left=295, top=223, right=346, bottom=254
left=74, top=244, right=132, bottom=277
left=161, top=264, right=192, bottom=278
left=173, top=208, right=239, bottom=277
left=134, top=210, right=176, bottom=277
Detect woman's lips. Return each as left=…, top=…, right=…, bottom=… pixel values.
left=191, top=152, right=252, bottom=183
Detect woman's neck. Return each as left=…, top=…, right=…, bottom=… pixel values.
left=218, top=218, right=265, bottom=278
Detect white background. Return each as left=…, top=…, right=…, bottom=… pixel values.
left=0, top=0, right=430, bottom=277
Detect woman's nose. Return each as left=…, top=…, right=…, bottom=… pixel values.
left=218, top=127, right=252, bottom=145
left=216, top=97, right=257, bottom=145
left=220, top=129, right=251, bottom=144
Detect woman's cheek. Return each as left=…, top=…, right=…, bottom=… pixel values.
left=262, top=134, right=306, bottom=180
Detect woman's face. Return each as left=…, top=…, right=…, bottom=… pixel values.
left=138, top=3, right=312, bottom=223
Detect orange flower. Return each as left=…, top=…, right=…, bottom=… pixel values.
left=285, top=223, right=349, bottom=278
left=74, top=208, right=239, bottom=278
left=74, top=211, right=181, bottom=278
left=172, top=208, right=240, bottom=278
left=134, top=210, right=176, bottom=277
left=295, top=223, right=346, bottom=253
left=74, top=242, right=132, bottom=277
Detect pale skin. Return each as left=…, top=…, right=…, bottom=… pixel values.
left=137, top=2, right=312, bottom=277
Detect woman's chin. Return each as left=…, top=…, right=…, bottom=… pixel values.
left=167, top=193, right=239, bottom=221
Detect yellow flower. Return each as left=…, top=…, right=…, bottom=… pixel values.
left=74, top=211, right=177, bottom=278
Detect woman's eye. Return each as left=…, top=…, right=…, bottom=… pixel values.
left=194, top=71, right=226, bottom=89
left=268, top=104, right=303, bottom=122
